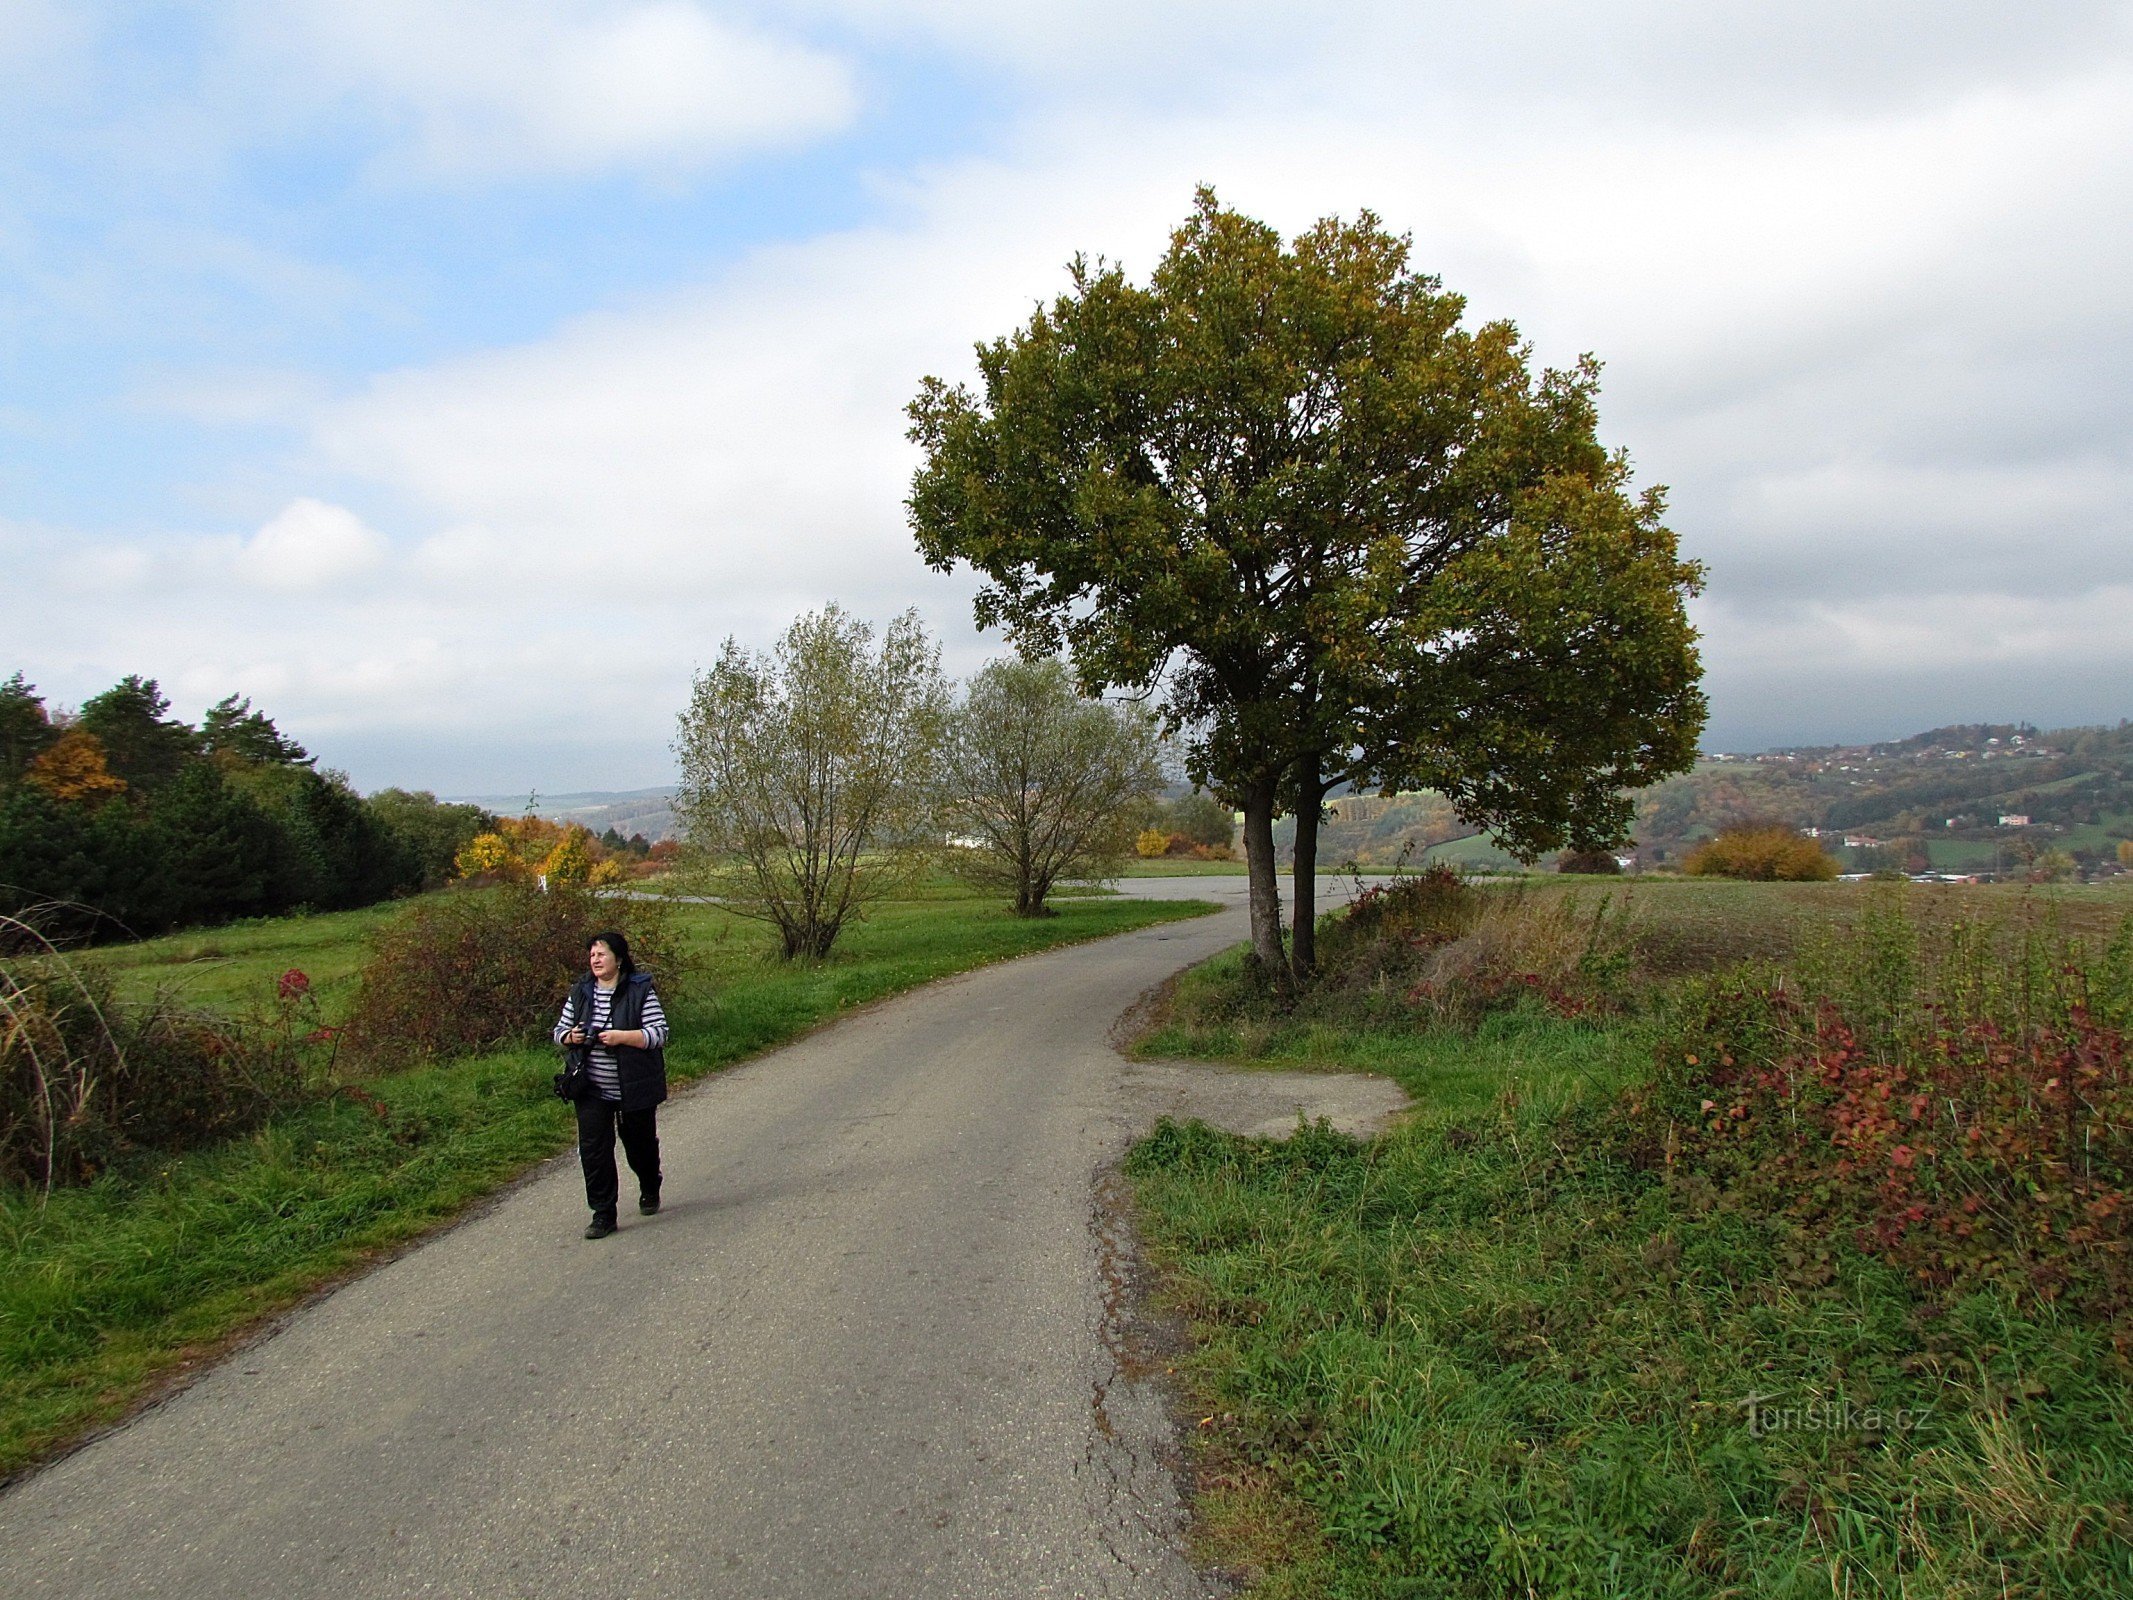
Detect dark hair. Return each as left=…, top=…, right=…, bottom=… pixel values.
left=588, top=929, right=636, bottom=976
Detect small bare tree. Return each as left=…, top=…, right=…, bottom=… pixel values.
left=676, top=606, right=947, bottom=959
left=942, top=657, right=1160, bottom=915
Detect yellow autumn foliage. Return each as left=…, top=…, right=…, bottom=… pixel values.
left=26, top=729, right=127, bottom=802
left=540, top=829, right=595, bottom=886
left=453, top=831, right=529, bottom=882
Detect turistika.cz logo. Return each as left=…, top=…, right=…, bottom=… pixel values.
left=1735, top=1393, right=1933, bottom=1438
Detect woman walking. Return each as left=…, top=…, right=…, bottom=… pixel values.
left=555, top=929, right=669, bottom=1239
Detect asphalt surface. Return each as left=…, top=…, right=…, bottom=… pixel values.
left=0, top=876, right=1375, bottom=1600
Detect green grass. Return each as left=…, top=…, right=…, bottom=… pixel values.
left=1136, top=944, right=1646, bottom=1111
left=1420, top=832, right=1530, bottom=870
left=1, top=889, right=1216, bottom=1480
left=91, top=899, right=408, bottom=1017
left=1126, top=881, right=2133, bottom=1596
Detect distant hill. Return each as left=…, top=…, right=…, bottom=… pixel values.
left=450, top=786, right=678, bottom=843
left=1273, top=717, right=2133, bottom=872
left=468, top=716, right=2133, bottom=872
left=1636, top=719, right=2133, bottom=872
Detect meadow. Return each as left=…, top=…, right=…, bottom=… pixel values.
left=1127, top=874, right=2133, bottom=1598
left=0, top=883, right=1215, bottom=1479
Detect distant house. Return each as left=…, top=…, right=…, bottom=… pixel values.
left=1843, top=834, right=1884, bottom=849
left=1999, top=814, right=2031, bottom=827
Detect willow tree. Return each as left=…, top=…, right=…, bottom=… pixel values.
left=908, top=189, right=1706, bottom=986
left=674, top=605, right=947, bottom=959
left=942, top=656, right=1160, bottom=916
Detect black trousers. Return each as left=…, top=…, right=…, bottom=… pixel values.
left=575, top=1098, right=661, bottom=1222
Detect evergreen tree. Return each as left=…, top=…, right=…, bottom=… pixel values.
left=77, top=676, right=196, bottom=792
left=200, top=694, right=313, bottom=768
left=135, top=765, right=280, bottom=930
left=0, top=672, right=55, bottom=783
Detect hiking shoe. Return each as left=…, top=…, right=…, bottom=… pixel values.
left=584, top=1217, right=617, bottom=1240
left=638, top=1193, right=661, bottom=1216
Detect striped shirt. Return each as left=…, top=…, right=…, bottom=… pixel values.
left=554, top=980, right=670, bottom=1102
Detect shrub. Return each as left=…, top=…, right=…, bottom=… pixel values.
left=1402, top=882, right=1634, bottom=1024
left=1618, top=899, right=2133, bottom=1330
left=343, top=883, right=694, bottom=1067
left=2, top=917, right=313, bottom=1193
left=1556, top=848, right=1621, bottom=874
left=1316, top=863, right=1476, bottom=963
left=1684, top=823, right=1839, bottom=881
left=1152, top=790, right=1236, bottom=851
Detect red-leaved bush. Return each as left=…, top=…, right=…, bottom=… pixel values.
left=343, top=883, right=694, bottom=1067
left=1620, top=971, right=2133, bottom=1335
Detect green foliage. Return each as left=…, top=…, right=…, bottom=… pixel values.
left=358, top=788, right=493, bottom=890
left=199, top=694, right=313, bottom=767
left=76, top=675, right=197, bottom=792
left=0, top=670, right=444, bottom=937
left=1133, top=1096, right=2133, bottom=1598
left=0, top=673, right=54, bottom=783
left=343, top=883, right=693, bottom=1067
left=909, top=186, right=1706, bottom=982
left=942, top=656, right=1161, bottom=914
left=1153, top=790, right=1236, bottom=851
left=1685, top=822, right=1840, bottom=881
left=675, top=605, right=949, bottom=959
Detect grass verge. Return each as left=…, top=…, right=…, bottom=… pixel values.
left=1126, top=881, right=2133, bottom=1597
left=2, top=890, right=1214, bottom=1480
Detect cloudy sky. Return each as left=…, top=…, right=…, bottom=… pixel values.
left=4, top=2, right=2129, bottom=795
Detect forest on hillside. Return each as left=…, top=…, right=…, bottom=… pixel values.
left=0, top=672, right=493, bottom=938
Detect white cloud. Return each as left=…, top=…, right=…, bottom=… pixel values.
left=242, top=499, right=389, bottom=591
left=1710, top=588, right=2133, bottom=675
left=244, top=0, right=858, bottom=180
left=11, top=3, right=2132, bottom=782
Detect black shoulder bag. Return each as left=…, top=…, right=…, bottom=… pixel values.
left=553, top=983, right=592, bottom=1101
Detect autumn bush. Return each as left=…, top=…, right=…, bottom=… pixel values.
left=1615, top=897, right=2133, bottom=1330
left=2, top=917, right=316, bottom=1193
left=343, top=883, right=694, bottom=1067
left=1684, top=822, right=1840, bottom=881
left=1176, top=867, right=1636, bottom=1032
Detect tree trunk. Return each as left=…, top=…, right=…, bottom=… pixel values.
left=1289, top=760, right=1326, bottom=983
left=1239, top=783, right=1289, bottom=988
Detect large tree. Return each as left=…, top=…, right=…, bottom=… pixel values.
left=908, top=189, right=1705, bottom=984
left=942, top=656, right=1160, bottom=916
left=0, top=673, right=55, bottom=783
left=674, top=605, right=947, bottom=959
left=200, top=694, right=313, bottom=769
left=77, top=676, right=197, bottom=792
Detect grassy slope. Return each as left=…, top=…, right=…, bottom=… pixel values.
left=92, top=899, right=408, bottom=1016
left=1127, top=880, right=2133, bottom=1598
left=1, top=890, right=1215, bottom=1480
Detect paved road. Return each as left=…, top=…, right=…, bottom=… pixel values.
left=0, top=879, right=1354, bottom=1599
